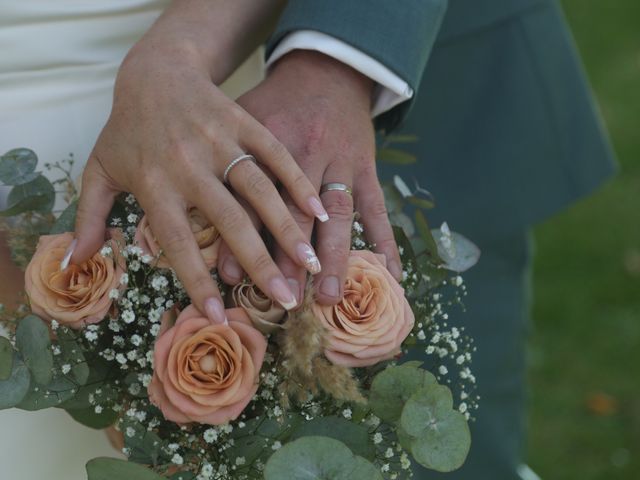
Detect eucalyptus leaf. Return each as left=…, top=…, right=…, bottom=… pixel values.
left=393, top=226, right=417, bottom=274
left=378, top=148, right=417, bottom=165
left=384, top=134, right=418, bottom=144
left=407, top=195, right=436, bottom=210
left=231, top=414, right=303, bottom=442
left=170, top=473, right=196, bottom=480
left=389, top=211, right=415, bottom=237
left=393, top=175, right=413, bottom=198
left=86, top=457, right=165, bottom=480
left=50, top=200, right=78, bottom=234
left=290, top=416, right=375, bottom=460
left=0, top=336, right=13, bottom=380
left=15, top=315, right=53, bottom=385
left=227, top=435, right=269, bottom=469
left=56, top=329, right=90, bottom=385
left=0, top=353, right=31, bottom=409
left=382, top=183, right=403, bottom=214
left=0, top=148, right=39, bottom=185
left=66, top=405, right=118, bottom=429
left=415, top=210, right=443, bottom=263
left=264, top=436, right=383, bottom=480
left=126, top=428, right=167, bottom=466
left=17, top=373, right=77, bottom=410
left=431, top=228, right=481, bottom=273
left=0, top=175, right=55, bottom=216
left=400, top=385, right=471, bottom=472
left=369, top=365, right=437, bottom=423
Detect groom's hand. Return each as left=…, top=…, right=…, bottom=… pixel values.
left=217, top=51, right=402, bottom=305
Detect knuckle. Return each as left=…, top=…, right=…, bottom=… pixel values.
left=244, top=171, right=272, bottom=197
left=375, top=237, right=398, bottom=253
left=216, top=205, right=244, bottom=235
left=277, top=217, right=300, bottom=238
left=252, top=252, right=274, bottom=273
left=325, top=194, right=354, bottom=219
left=368, top=199, right=389, bottom=218
left=161, top=228, right=193, bottom=255
left=189, top=272, right=214, bottom=291
left=264, top=139, right=289, bottom=165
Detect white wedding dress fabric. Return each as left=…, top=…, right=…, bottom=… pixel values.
left=0, top=1, right=264, bottom=478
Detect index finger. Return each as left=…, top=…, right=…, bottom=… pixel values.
left=143, top=196, right=226, bottom=324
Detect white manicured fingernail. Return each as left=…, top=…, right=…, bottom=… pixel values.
left=309, top=197, right=329, bottom=223
left=297, top=243, right=321, bottom=274
left=60, top=239, right=77, bottom=271
left=270, top=276, right=298, bottom=310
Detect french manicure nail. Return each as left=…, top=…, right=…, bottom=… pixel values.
left=309, top=197, right=329, bottom=223
left=297, top=243, right=321, bottom=274
left=320, top=275, right=340, bottom=299
left=204, top=297, right=227, bottom=324
left=60, top=238, right=78, bottom=271
left=269, top=276, right=298, bottom=310
left=287, top=278, right=301, bottom=304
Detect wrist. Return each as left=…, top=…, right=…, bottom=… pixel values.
left=269, top=50, right=375, bottom=111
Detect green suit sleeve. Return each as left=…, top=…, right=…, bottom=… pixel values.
left=265, top=0, right=449, bottom=131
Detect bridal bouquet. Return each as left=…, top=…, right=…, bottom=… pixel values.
left=0, top=146, right=480, bottom=480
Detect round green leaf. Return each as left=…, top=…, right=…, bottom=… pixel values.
left=17, top=374, right=77, bottom=410
left=290, top=416, right=375, bottom=460
left=432, top=228, right=480, bottom=273
left=56, top=328, right=90, bottom=385
left=66, top=405, right=118, bottom=429
left=264, top=436, right=383, bottom=480
left=370, top=365, right=436, bottom=423
left=0, top=336, right=13, bottom=380
left=86, top=457, right=165, bottom=480
left=50, top=200, right=78, bottom=234
left=0, top=148, right=39, bottom=185
left=1, top=174, right=55, bottom=216
left=15, top=315, right=53, bottom=385
left=0, top=353, right=31, bottom=409
left=400, top=385, right=471, bottom=472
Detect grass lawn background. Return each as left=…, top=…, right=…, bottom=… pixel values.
left=527, top=1, right=640, bottom=478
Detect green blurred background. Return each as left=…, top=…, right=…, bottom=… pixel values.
left=527, top=1, right=640, bottom=478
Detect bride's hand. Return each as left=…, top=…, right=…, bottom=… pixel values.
left=72, top=42, right=327, bottom=322
left=217, top=51, right=402, bottom=305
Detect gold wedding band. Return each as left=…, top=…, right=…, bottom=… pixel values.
left=320, top=182, right=352, bottom=196
left=223, top=154, right=256, bottom=184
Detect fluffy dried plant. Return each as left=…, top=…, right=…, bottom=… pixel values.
left=277, top=282, right=365, bottom=406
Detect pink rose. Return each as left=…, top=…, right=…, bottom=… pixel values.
left=24, top=231, right=125, bottom=329
left=312, top=250, right=414, bottom=367
left=148, top=306, right=267, bottom=425
left=135, top=207, right=221, bottom=269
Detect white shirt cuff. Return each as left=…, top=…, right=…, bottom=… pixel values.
left=266, top=30, right=414, bottom=117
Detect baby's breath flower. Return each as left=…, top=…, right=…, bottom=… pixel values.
left=203, top=428, right=218, bottom=444
left=171, top=454, right=184, bottom=465
left=121, top=310, right=136, bottom=324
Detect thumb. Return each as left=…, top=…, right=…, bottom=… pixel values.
left=71, top=157, right=120, bottom=264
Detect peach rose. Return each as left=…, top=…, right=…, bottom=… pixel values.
left=24, top=231, right=125, bottom=329
left=312, top=250, right=414, bottom=367
left=135, top=207, right=221, bottom=269
left=231, top=282, right=286, bottom=334
left=148, top=305, right=267, bottom=425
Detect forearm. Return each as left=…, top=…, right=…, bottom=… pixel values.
left=127, top=0, right=286, bottom=83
